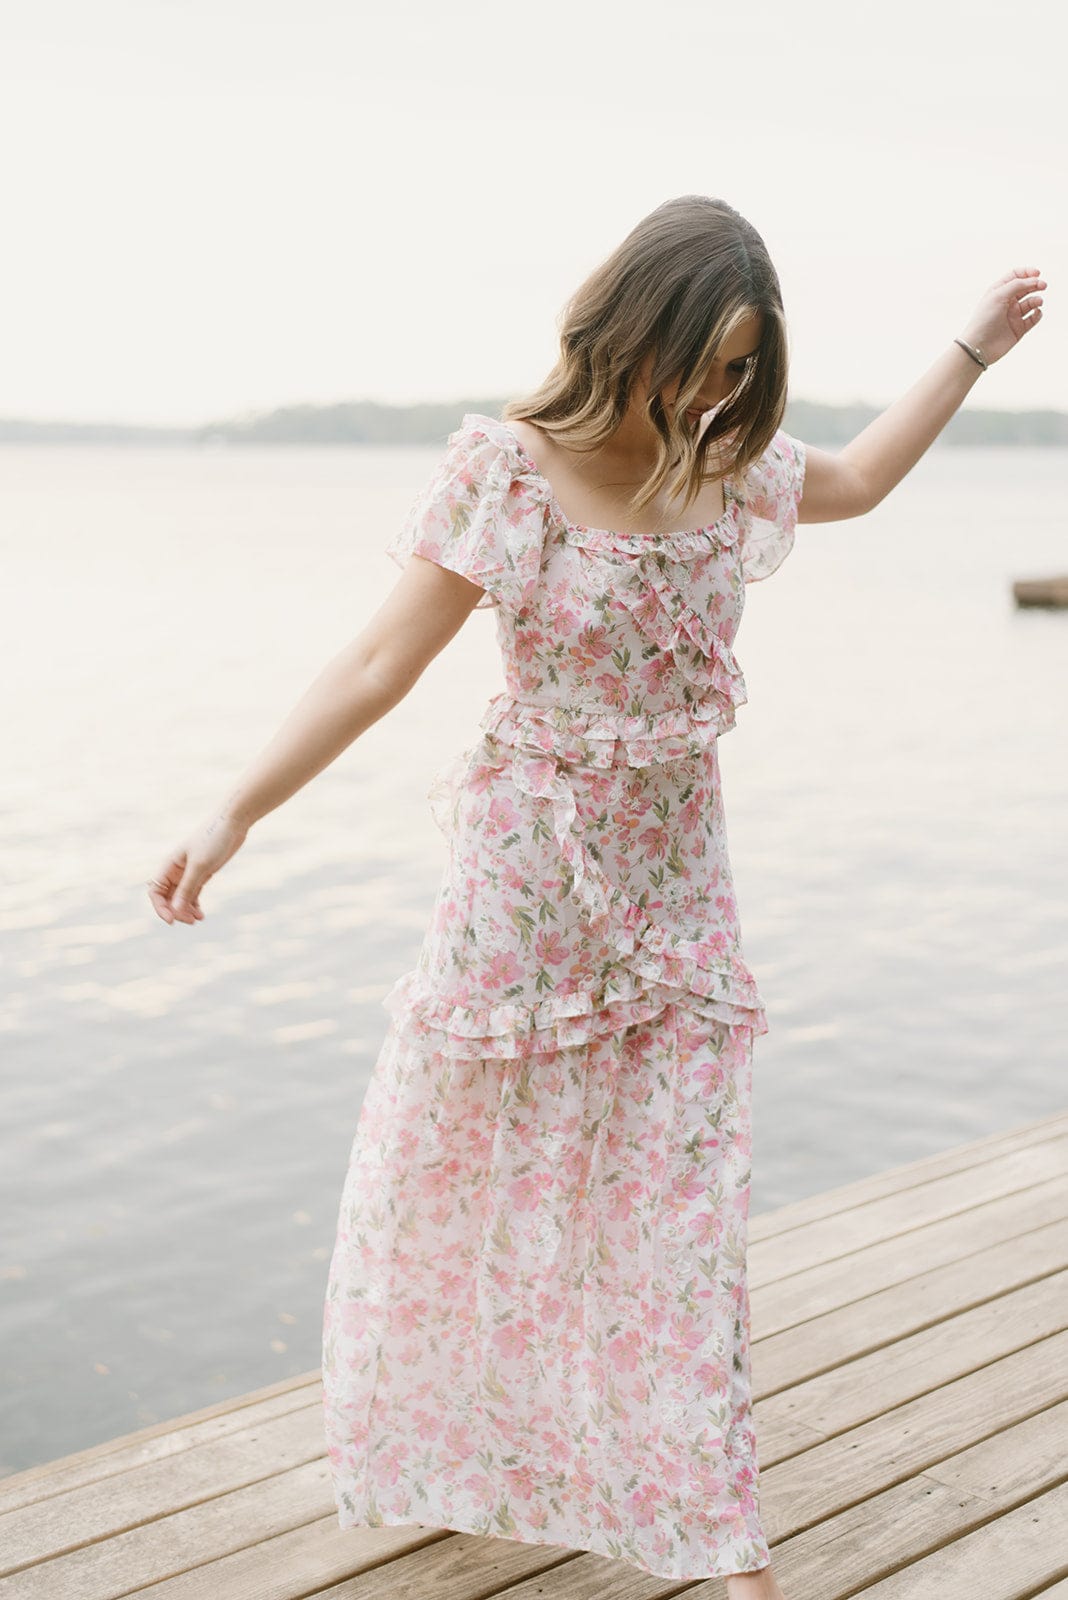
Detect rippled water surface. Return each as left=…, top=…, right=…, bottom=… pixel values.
left=2, top=441, right=1065, bottom=1471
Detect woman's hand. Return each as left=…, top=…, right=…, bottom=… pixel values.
left=959, top=266, right=1046, bottom=365
left=147, top=810, right=249, bottom=925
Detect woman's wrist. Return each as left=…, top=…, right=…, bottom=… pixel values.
left=949, top=338, right=987, bottom=389
left=953, top=335, right=990, bottom=373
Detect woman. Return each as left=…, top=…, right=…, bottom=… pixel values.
left=147, top=196, right=1045, bottom=1593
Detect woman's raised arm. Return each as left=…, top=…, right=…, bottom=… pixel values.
left=147, top=555, right=486, bottom=926
left=796, top=266, right=1047, bottom=524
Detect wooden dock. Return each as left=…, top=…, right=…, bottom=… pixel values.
left=2, top=1107, right=1066, bottom=1599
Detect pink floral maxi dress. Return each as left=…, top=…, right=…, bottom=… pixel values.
left=321, top=412, right=807, bottom=1581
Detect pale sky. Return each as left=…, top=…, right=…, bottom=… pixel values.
left=2, top=0, right=1063, bottom=426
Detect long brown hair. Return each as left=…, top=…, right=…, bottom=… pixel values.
left=502, top=194, right=791, bottom=523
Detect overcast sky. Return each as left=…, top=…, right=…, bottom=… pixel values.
left=2, top=0, right=1061, bottom=426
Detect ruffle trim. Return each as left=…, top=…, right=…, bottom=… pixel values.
left=385, top=740, right=769, bottom=1059
left=479, top=692, right=737, bottom=768
left=382, top=959, right=767, bottom=1062
left=385, top=416, right=556, bottom=612
left=738, top=429, right=807, bottom=584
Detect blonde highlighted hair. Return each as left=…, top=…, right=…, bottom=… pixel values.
left=502, top=194, right=791, bottom=523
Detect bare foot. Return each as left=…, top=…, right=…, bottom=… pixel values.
left=725, top=1561, right=786, bottom=1600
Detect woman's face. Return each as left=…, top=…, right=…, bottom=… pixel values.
left=666, top=310, right=765, bottom=428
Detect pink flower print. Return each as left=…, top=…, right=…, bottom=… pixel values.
left=502, top=863, right=527, bottom=893
left=610, top=806, right=643, bottom=844
left=537, top=1291, right=565, bottom=1323
left=417, top=1167, right=452, bottom=1201
left=504, top=1463, right=540, bottom=1502
left=693, top=1058, right=726, bottom=1097
left=491, top=1317, right=538, bottom=1360
left=680, top=796, right=703, bottom=833
left=637, top=824, right=669, bottom=860
left=340, top=1300, right=371, bottom=1339
left=486, top=794, right=521, bottom=835
left=485, top=950, right=522, bottom=991
left=592, top=670, right=628, bottom=709
left=394, top=1299, right=428, bottom=1337
left=379, top=1440, right=408, bottom=1486
left=669, top=1311, right=706, bottom=1352
left=606, top=1326, right=644, bottom=1373
left=514, top=628, right=548, bottom=663
left=639, top=651, right=676, bottom=694
left=468, top=760, right=500, bottom=795
left=569, top=624, right=613, bottom=668
left=627, top=1480, right=664, bottom=1527
left=728, top=1279, right=748, bottom=1317
left=597, top=1499, right=624, bottom=1535
left=411, top=1408, right=443, bottom=1442
left=436, top=1269, right=466, bottom=1301
left=463, top=1470, right=498, bottom=1509
left=695, top=1355, right=730, bottom=1393
left=669, top=1171, right=706, bottom=1213
left=606, top=1177, right=643, bottom=1223
left=567, top=954, right=596, bottom=987
left=492, top=1265, right=518, bottom=1298
left=396, top=1126, right=422, bottom=1161
left=691, top=1206, right=725, bottom=1249
left=692, top=1462, right=729, bottom=1498
left=445, top=1420, right=477, bottom=1459
left=508, top=1169, right=554, bottom=1211
left=534, top=928, right=569, bottom=966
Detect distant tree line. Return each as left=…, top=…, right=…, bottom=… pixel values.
left=2, top=396, right=1066, bottom=447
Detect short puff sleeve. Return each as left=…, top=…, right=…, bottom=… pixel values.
left=738, top=428, right=807, bottom=583
left=385, top=418, right=549, bottom=612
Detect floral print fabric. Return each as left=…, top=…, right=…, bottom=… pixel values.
left=322, top=413, right=807, bottom=1580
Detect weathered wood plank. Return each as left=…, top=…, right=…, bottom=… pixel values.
left=0, top=1461, right=374, bottom=1600
left=103, top=1517, right=448, bottom=1600
left=293, top=1531, right=582, bottom=1600
left=757, top=1402, right=1068, bottom=1600
left=750, top=1108, right=1068, bottom=1241
left=753, top=1215, right=1068, bottom=1392
left=751, top=1174, right=1068, bottom=1339
left=0, top=1380, right=321, bottom=1515
left=0, top=1409, right=326, bottom=1575
left=750, top=1137, right=1068, bottom=1286
left=843, top=1479, right=1068, bottom=1598
left=756, top=1269, right=1068, bottom=1443
left=758, top=1330, right=1068, bottom=1512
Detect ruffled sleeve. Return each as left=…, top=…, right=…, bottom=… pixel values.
left=385, top=416, right=550, bottom=612
left=738, top=427, right=807, bottom=583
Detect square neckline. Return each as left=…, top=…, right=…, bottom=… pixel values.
left=496, top=416, right=740, bottom=543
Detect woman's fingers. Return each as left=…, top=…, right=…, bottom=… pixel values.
left=147, top=852, right=204, bottom=924
left=148, top=813, right=248, bottom=927
left=172, top=871, right=206, bottom=922
left=147, top=858, right=183, bottom=924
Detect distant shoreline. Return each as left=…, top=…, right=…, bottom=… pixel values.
left=2, top=397, right=1066, bottom=448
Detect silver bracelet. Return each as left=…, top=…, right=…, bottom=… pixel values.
left=954, top=336, right=989, bottom=371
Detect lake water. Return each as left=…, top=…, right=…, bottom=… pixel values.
left=1, top=440, right=1066, bottom=1474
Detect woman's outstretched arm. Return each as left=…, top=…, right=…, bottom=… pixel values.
left=147, top=555, right=486, bottom=925
left=796, top=265, right=1047, bottom=524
